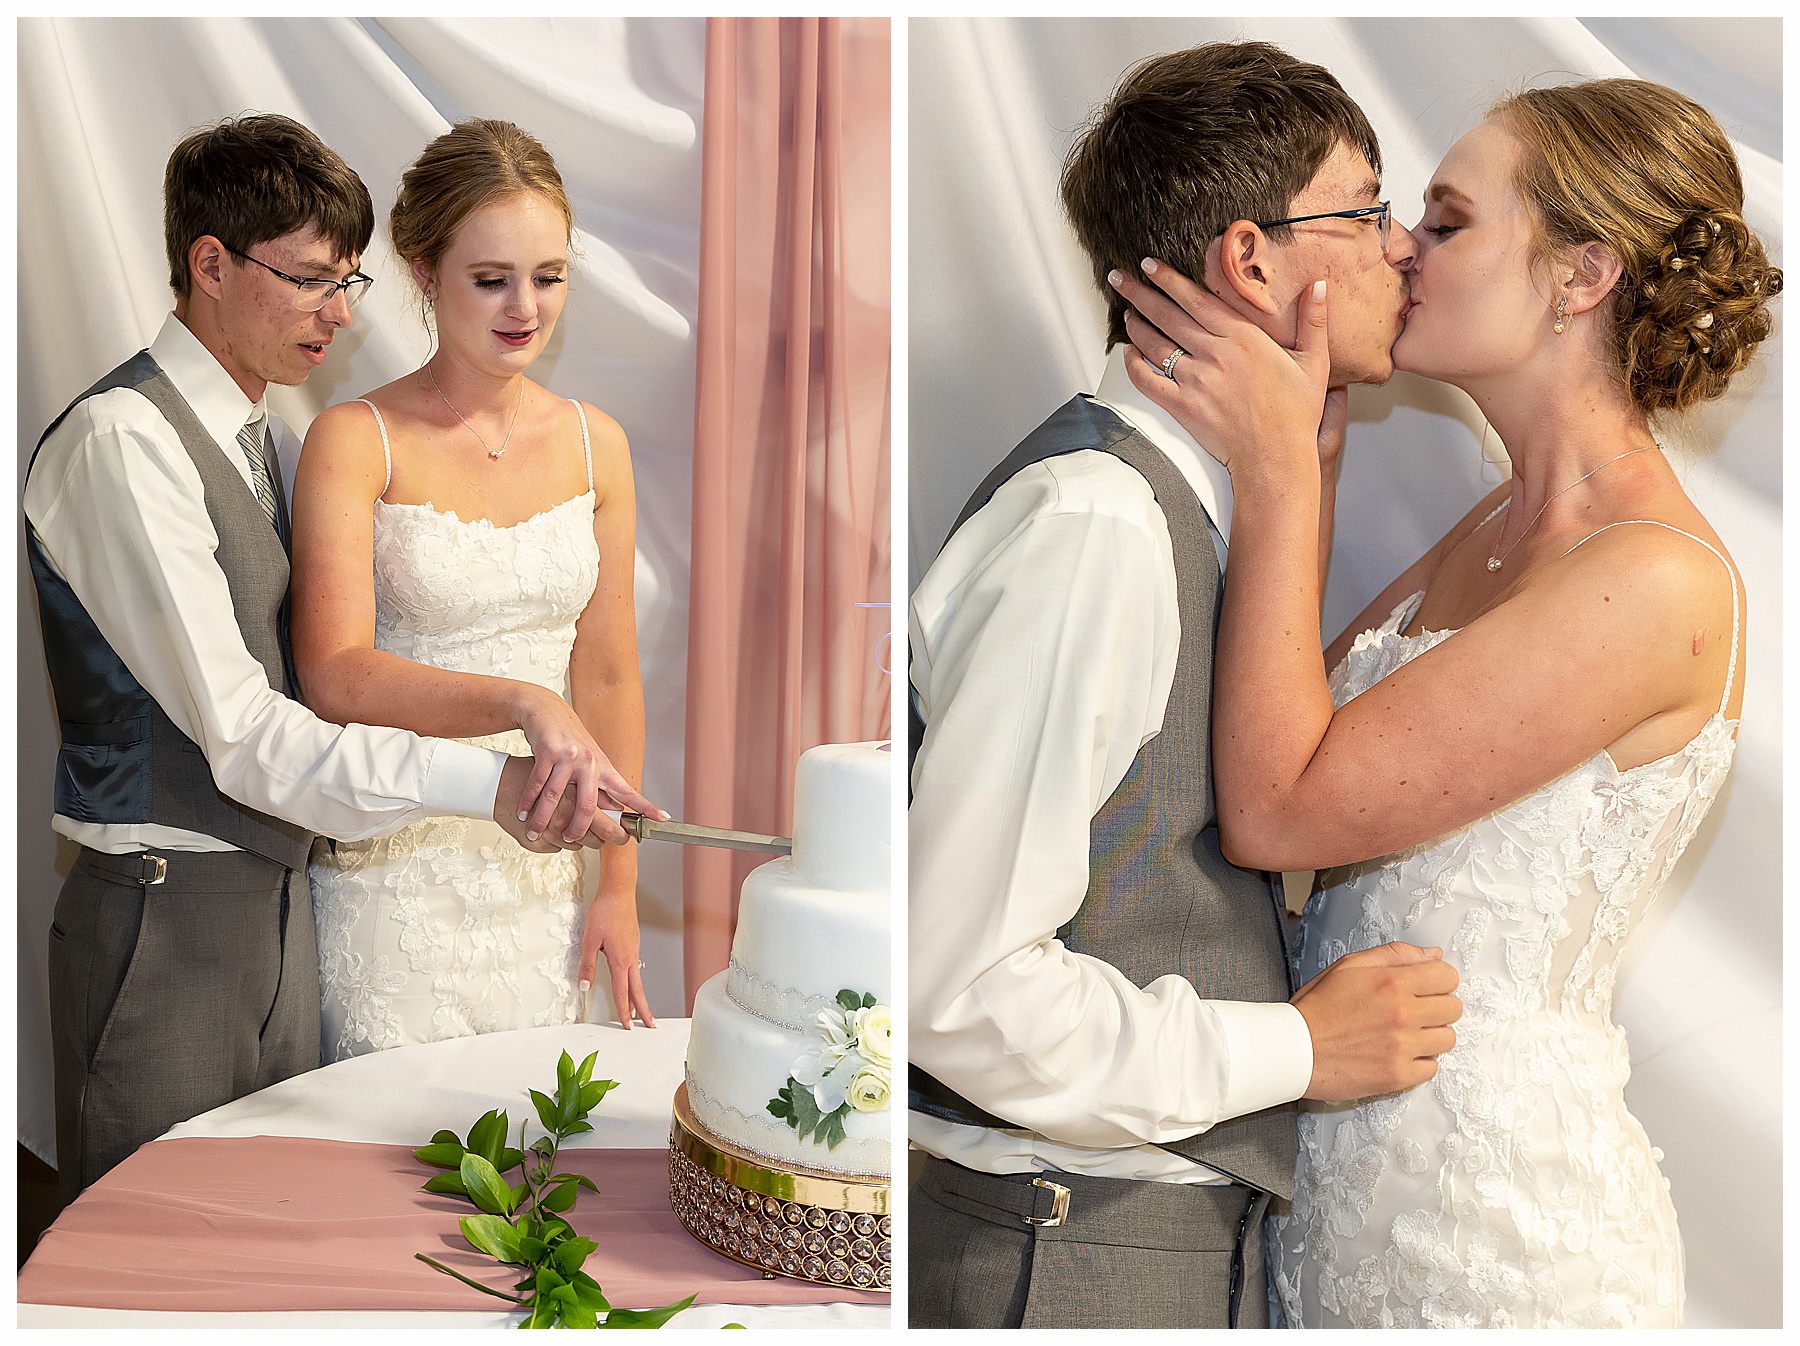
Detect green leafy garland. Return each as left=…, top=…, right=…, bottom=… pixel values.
left=414, top=1049, right=698, bottom=1329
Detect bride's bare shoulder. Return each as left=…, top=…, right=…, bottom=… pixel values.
left=573, top=399, right=631, bottom=479
left=297, top=397, right=388, bottom=493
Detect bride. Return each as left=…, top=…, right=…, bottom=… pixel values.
left=290, top=120, right=661, bottom=1061
left=1112, top=80, right=1778, bottom=1326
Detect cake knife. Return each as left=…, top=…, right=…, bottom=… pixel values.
left=618, top=813, right=791, bottom=855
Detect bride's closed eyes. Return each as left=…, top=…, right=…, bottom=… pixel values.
left=473, top=273, right=567, bottom=290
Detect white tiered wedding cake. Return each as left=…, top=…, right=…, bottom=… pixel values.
left=670, top=740, right=892, bottom=1289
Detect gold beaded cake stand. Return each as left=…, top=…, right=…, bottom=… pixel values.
left=669, top=1083, right=891, bottom=1291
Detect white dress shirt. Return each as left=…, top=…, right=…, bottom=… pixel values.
left=25, top=312, right=507, bottom=853
left=908, top=345, right=1312, bottom=1184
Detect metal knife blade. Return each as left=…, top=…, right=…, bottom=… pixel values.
left=620, top=813, right=792, bottom=855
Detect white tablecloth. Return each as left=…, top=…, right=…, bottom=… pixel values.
left=18, top=1021, right=889, bottom=1329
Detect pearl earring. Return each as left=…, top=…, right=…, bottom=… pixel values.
left=1553, top=296, right=1568, bottom=335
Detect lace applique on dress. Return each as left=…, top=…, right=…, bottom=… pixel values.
left=311, top=402, right=600, bottom=1062
left=1271, top=571, right=1735, bottom=1329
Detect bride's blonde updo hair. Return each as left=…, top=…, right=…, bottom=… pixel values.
left=389, top=119, right=573, bottom=292
left=1495, top=79, right=1781, bottom=415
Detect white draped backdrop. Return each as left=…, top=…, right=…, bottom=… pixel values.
left=18, top=18, right=708, bottom=1163
left=909, top=18, right=1780, bottom=1329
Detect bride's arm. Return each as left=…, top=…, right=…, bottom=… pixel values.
left=1111, top=266, right=1732, bottom=872
left=289, top=400, right=661, bottom=845
left=565, top=405, right=655, bottom=1029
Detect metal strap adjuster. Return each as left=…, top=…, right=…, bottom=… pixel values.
left=1021, top=1175, right=1071, bottom=1227
left=138, top=853, right=167, bottom=886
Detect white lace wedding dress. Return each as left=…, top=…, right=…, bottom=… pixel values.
left=1268, top=522, right=1739, bottom=1329
left=311, top=399, right=599, bottom=1063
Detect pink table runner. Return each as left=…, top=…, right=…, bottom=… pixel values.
left=19, top=1136, right=885, bottom=1313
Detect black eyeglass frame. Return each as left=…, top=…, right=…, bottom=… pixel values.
left=223, top=243, right=374, bottom=311
left=1253, top=201, right=1392, bottom=252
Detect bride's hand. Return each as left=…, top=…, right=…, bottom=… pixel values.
left=1110, top=259, right=1332, bottom=488
left=580, top=889, right=657, bottom=1030
left=515, top=687, right=668, bottom=844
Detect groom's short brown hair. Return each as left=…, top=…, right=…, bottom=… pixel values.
left=1062, top=42, right=1381, bottom=349
left=164, top=113, right=374, bottom=298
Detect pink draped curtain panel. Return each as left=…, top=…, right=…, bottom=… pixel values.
left=683, top=17, right=891, bottom=1006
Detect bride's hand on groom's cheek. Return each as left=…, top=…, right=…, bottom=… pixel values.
left=1111, top=261, right=1330, bottom=485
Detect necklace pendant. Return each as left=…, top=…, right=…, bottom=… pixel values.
left=488, top=448, right=506, bottom=460
left=1486, top=556, right=1502, bottom=572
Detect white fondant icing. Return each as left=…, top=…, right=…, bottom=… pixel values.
left=727, top=861, right=889, bottom=1022
left=725, top=956, right=843, bottom=1034
left=791, top=740, right=891, bottom=892
left=685, top=973, right=889, bottom=1175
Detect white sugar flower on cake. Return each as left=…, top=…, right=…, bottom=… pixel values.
left=769, top=989, right=892, bottom=1149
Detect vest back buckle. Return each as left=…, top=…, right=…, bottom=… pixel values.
left=138, top=854, right=167, bottom=886
left=1021, top=1175, right=1071, bottom=1227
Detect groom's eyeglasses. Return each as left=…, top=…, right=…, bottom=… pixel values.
left=224, top=244, right=375, bottom=312
left=1255, top=201, right=1392, bottom=252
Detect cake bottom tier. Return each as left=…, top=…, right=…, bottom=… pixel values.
left=685, top=973, right=890, bottom=1178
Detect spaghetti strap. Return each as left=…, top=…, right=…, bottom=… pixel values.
left=1563, top=521, right=1741, bottom=717
left=570, top=400, right=593, bottom=492
left=357, top=398, right=392, bottom=495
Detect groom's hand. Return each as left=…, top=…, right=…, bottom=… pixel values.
left=494, top=754, right=628, bottom=851
left=1291, top=942, right=1461, bottom=1101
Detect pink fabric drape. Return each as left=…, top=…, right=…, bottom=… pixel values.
left=683, top=18, right=891, bottom=1007
left=20, top=1136, right=880, bottom=1310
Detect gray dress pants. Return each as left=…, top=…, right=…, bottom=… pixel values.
left=909, top=1155, right=1271, bottom=1328
left=48, top=848, right=321, bottom=1200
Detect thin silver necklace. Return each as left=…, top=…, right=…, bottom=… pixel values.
left=423, top=363, right=524, bottom=460
left=1485, top=444, right=1655, bottom=572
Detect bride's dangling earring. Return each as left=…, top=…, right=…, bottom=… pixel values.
left=1553, top=295, right=1568, bottom=335
left=421, top=288, right=439, bottom=365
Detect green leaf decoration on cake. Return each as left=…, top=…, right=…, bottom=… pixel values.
left=767, top=988, right=892, bottom=1149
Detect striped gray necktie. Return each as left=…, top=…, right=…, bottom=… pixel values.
left=237, top=416, right=282, bottom=538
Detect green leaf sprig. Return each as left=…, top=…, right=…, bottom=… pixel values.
left=413, top=1049, right=696, bottom=1329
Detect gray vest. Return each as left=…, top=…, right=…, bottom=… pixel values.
left=26, top=350, right=314, bottom=870
left=911, top=396, right=1298, bottom=1197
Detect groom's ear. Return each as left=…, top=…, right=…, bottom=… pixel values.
left=188, top=235, right=228, bottom=303
left=1213, top=220, right=1286, bottom=320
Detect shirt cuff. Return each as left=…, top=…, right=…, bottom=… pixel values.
left=1207, top=998, right=1314, bottom=1120
left=421, top=741, right=511, bottom=819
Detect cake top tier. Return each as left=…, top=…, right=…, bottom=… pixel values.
left=793, top=740, right=891, bottom=893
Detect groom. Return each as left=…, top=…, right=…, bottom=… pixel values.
left=909, top=43, right=1460, bottom=1328
left=24, top=114, right=649, bottom=1200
